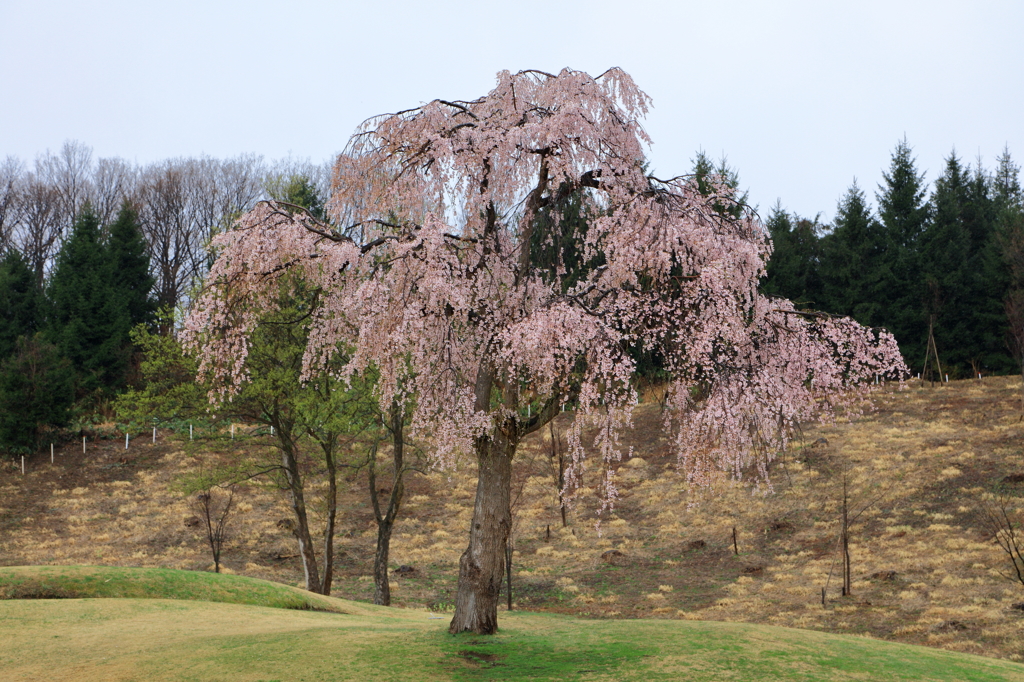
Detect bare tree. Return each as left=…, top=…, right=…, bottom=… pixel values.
left=137, top=155, right=268, bottom=315
left=14, top=174, right=63, bottom=285
left=0, top=156, right=25, bottom=252
left=137, top=160, right=196, bottom=313
left=191, top=485, right=235, bottom=573
left=37, top=141, right=94, bottom=238
left=982, top=492, right=1024, bottom=588
left=92, top=157, right=138, bottom=226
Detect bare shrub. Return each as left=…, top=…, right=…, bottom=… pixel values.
left=982, top=493, right=1024, bottom=588
left=190, top=485, right=235, bottom=573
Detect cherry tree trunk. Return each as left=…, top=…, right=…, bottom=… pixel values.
left=449, top=433, right=515, bottom=634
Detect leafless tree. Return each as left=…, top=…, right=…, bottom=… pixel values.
left=37, top=141, right=94, bottom=237
left=92, top=157, right=138, bottom=226
left=0, top=156, right=25, bottom=252
left=136, top=155, right=268, bottom=314
left=982, top=492, right=1024, bottom=588
left=14, top=173, right=63, bottom=285
left=191, top=485, right=235, bottom=574
left=136, top=160, right=196, bottom=312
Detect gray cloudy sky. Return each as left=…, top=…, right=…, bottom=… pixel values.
left=2, top=0, right=1021, bottom=221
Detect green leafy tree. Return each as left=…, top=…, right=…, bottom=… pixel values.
left=0, top=334, right=74, bottom=455
left=112, top=314, right=206, bottom=428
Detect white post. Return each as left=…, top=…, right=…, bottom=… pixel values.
left=270, top=425, right=274, bottom=436
left=83, top=436, right=86, bottom=454
left=189, top=423, right=193, bottom=440
left=231, top=424, right=235, bottom=440
left=125, top=432, right=129, bottom=450
left=945, top=374, right=949, bottom=383
left=51, top=443, right=54, bottom=464
left=21, top=455, right=25, bottom=475
left=152, top=426, right=156, bottom=444
left=527, top=404, right=531, bottom=417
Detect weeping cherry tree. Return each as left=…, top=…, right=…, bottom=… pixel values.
left=184, top=68, right=907, bottom=634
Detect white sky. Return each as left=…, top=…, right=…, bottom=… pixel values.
left=1, top=0, right=1021, bottom=222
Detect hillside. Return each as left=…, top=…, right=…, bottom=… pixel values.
left=2, top=376, right=1024, bottom=661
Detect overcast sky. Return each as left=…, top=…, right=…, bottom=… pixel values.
left=2, top=0, right=1021, bottom=222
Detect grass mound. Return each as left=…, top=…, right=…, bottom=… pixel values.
left=2, top=598, right=1024, bottom=681
left=0, top=565, right=357, bottom=613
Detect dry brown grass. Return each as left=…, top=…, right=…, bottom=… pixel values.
left=3, top=376, right=1024, bottom=661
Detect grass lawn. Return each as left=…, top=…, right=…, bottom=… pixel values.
left=1, top=566, right=1023, bottom=681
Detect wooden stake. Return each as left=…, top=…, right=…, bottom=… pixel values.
left=821, top=586, right=826, bottom=606
left=732, top=526, right=738, bottom=555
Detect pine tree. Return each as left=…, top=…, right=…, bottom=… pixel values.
left=692, top=151, right=748, bottom=218
left=46, top=203, right=122, bottom=395
left=921, top=152, right=1006, bottom=375
left=0, top=334, right=74, bottom=455
left=876, top=138, right=930, bottom=371
left=0, top=249, right=45, bottom=361
left=105, top=201, right=156, bottom=385
left=819, top=180, right=889, bottom=326
left=994, top=149, right=1024, bottom=383
left=762, top=202, right=824, bottom=306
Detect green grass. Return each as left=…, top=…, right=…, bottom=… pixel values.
left=1, top=565, right=1023, bottom=681
left=0, top=565, right=354, bottom=613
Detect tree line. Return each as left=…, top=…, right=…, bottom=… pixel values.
left=0, top=141, right=333, bottom=453
left=0, top=141, right=331, bottom=312
left=762, top=139, right=1024, bottom=378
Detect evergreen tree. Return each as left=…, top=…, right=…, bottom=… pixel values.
left=46, top=202, right=155, bottom=395
left=921, top=152, right=1007, bottom=375
left=692, top=151, right=748, bottom=218
left=46, top=204, right=122, bottom=395
left=819, top=180, right=889, bottom=327
left=268, top=174, right=327, bottom=222
left=994, top=149, right=1024, bottom=382
left=107, top=201, right=156, bottom=333
left=761, top=202, right=824, bottom=306
left=0, top=334, right=74, bottom=455
left=875, top=138, right=930, bottom=371
left=0, top=249, right=45, bottom=361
